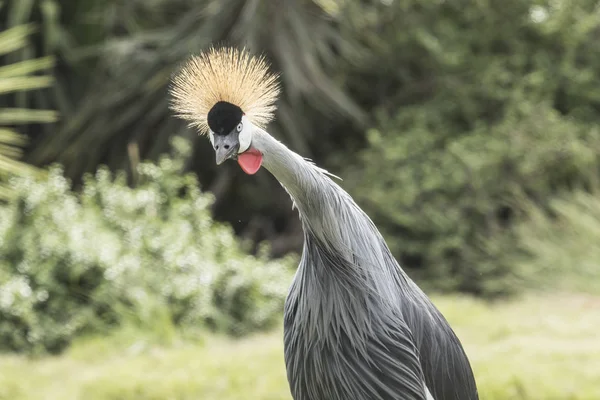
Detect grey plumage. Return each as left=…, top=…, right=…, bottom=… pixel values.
left=253, top=128, right=479, bottom=400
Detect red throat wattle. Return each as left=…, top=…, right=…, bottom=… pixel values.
left=237, top=148, right=263, bottom=175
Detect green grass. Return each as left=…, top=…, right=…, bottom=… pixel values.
left=1, top=293, right=599, bottom=400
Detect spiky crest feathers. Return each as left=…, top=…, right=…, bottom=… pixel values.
left=170, top=46, right=281, bottom=135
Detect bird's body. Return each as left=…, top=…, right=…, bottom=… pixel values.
left=254, top=129, right=478, bottom=400
left=170, top=47, right=479, bottom=400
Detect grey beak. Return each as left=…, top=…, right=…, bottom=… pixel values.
left=213, top=131, right=240, bottom=165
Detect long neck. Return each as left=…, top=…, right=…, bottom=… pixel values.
left=253, top=127, right=408, bottom=278
left=253, top=128, right=326, bottom=196
left=253, top=127, right=416, bottom=310
left=253, top=128, right=345, bottom=239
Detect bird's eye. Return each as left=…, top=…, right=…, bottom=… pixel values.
left=236, top=122, right=243, bottom=132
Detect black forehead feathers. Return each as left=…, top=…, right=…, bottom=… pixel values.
left=207, top=101, right=244, bottom=135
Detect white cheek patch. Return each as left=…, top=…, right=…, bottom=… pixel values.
left=208, top=130, right=215, bottom=147
left=239, top=129, right=251, bottom=153
left=238, top=116, right=252, bottom=153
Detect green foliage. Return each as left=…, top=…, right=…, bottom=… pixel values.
left=0, top=138, right=294, bottom=354
left=0, top=24, right=56, bottom=198
left=349, top=105, right=600, bottom=296
left=344, top=0, right=600, bottom=296
left=515, top=191, right=600, bottom=295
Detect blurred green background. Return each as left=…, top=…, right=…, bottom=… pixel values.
left=1, top=0, right=600, bottom=399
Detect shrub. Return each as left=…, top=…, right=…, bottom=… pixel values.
left=346, top=105, right=600, bottom=297
left=0, top=138, right=295, bottom=354
left=341, top=0, right=600, bottom=297
left=514, top=191, right=600, bottom=295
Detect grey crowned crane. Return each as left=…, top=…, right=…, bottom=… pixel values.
left=170, top=47, right=479, bottom=400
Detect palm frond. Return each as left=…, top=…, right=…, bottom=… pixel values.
left=0, top=24, right=56, bottom=199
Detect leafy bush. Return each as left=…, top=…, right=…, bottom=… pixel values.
left=347, top=105, right=600, bottom=297
left=342, top=0, right=600, bottom=297
left=515, top=191, right=600, bottom=295
left=0, top=138, right=294, bottom=354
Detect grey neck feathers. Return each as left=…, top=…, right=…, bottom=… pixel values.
left=252, top=128, right=416, bottom=305
left=253, top=127, right=337, bottom=222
